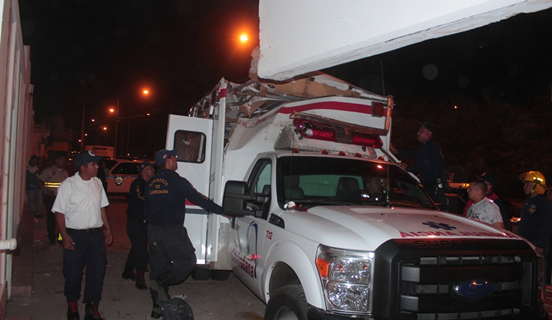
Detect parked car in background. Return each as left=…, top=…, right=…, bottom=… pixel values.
left=104, top=158, right=153, bottom=194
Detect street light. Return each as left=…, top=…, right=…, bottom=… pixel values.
left=102, top=126, right=108, bottom=145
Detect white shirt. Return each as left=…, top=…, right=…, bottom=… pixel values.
left=52, top=172, right=109, bottom=229
left=467, top=198, right=503, bottom=225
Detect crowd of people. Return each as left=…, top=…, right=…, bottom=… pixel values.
left=24, top=125, right=552, bottom=319
left=25, top=149, right=221, bottom=320
left=392, top=121, right=552, bottom=285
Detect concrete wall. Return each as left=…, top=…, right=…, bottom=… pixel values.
left=256, top=0, right=552, bottom=80
left=0, top=0, right=33, bottom=317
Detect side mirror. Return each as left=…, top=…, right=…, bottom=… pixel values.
left=223, top=180, right=268, bottom=217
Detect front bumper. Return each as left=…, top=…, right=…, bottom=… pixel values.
left=307, top=302, right=549, bottom=320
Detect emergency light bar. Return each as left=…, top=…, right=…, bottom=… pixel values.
left=293, top=118, right=383, bottom=148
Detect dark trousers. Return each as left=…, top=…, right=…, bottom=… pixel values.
left=148, top=224, right=196, bottom=284
left=125, top=219, right=148, bottom=272
left=43, top=195, right=57, bottom=243
left=546, top=236, right=552, bottom=284
left=63, top=228, right=106, bottom=303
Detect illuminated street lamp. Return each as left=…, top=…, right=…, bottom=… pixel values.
left=102, top=126, right=108, bottom=145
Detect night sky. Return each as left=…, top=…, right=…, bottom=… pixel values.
left=18, top=1, right=552, bottom=161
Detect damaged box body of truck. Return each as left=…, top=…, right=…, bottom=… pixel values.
left=165, top=72, right=548, bottom=320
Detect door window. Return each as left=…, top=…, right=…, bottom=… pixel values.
left=173, top=130, right=206, bottom=163
left=247, top=159, right=272, bottom=218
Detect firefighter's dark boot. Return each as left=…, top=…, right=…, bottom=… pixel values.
left=84, top=300, right=105, bottom=320
left=66, top=298, right=80, bottom=320
left=150, top=287, right=163, bottom=319
left=136, top=270, right=147, bottom=290
left=151, top=271, right=174, bottom=302
left=122, top=265, right=137, bottom=281
left=150, top=271, right=175, bottom=317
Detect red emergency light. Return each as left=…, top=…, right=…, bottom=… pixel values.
left=293, top=119, right=383, bottom=148
left=351, top=132, right=383, bottom=148
left=294, top=119, right=337, bottom=142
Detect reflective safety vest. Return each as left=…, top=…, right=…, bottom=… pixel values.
left=44, top=181, right=61, bottom=189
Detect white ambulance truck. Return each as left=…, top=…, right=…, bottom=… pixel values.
left=165, top=73, right=548, bottom=320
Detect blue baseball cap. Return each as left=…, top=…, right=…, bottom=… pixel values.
left=75, top=151, right=103, bottom=168
left=155, top=149, right=177, bottom=166
left=138, top=161, right=154, bottom=173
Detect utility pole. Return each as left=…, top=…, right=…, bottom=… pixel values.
left=114, top=99, right=119, bottom=157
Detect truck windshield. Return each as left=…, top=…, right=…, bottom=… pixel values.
left=276, top=156, right=435, bottom=209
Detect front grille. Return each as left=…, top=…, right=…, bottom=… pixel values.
left=372, top=238, right=538, bottom=320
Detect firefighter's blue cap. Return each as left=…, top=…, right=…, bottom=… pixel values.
left=138, top=161, right=154, bottom=173
left=155, top=149, right=177, bottom=166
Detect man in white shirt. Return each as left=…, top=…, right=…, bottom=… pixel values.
left=466, top=179, right=505, bottom=229
left=53, top=151, right=112, bottom=320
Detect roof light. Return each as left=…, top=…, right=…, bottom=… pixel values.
left=292, top=118, right=383, bottom=148
left=355, top=153, right=362, bottom=157
left=351, top=133, right=383, bottom=148
left=292, top=148, right=300, bottom=153
left=293, top=119, right=336, bottom=142
left=338, top=151, right=346, bottom=156
left=321, top=150, right=329, bottom=154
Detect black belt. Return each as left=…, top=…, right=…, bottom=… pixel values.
left=67, top=228, right=100, bottom=233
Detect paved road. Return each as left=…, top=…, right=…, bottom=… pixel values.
left=7, top=196, right=266, bottom=320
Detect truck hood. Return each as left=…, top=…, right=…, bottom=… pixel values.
left=280, top=206, right=523, bottom=251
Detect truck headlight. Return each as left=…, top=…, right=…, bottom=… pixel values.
left=316, top=245, right=375, bottom=314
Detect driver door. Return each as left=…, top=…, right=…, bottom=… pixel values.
left=231, top=158, right=272, bottom=294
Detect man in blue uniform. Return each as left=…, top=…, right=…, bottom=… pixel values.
left=517, top=171, right=552, bottom=256
left=390, top=122, right=448, bottom=203
left=145, top=149, right=222, bottom=318
left=122, top=161, right=155, bottom=290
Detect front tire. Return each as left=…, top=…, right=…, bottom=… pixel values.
left=264, top=285, right=309, bottom=320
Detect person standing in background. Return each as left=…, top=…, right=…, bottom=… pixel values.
left=38, top=154, right=69, bottom=245
left=463, top=172, right=509, bottom=230
left=26, top=155, right=43, bottom=218
left=465, top=179, right=504, bottom=229
left=389, top=122, right=449, bottom=204
left=517, top=171, right=552, bottom=285
left=122, top=161, right=155, bottom=290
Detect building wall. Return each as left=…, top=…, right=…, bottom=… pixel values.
left=0, top=0, right=33, bottom=318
